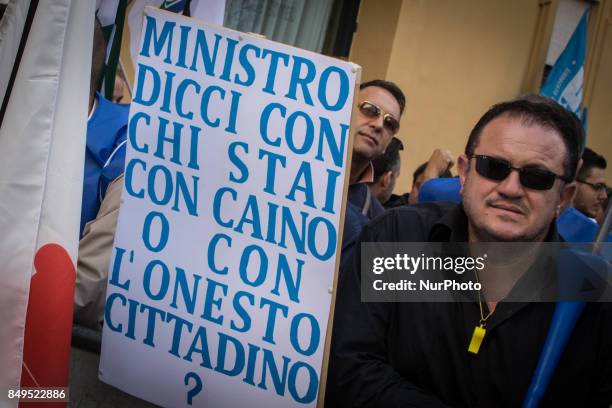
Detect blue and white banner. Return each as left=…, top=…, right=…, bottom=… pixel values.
left=541, top=9, right=588, bottom=116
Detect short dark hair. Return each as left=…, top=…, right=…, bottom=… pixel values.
left=464, top=95, right=585, bottom=180
left=372, top=137, right=404, bottom=182
left=412, top=161, right=453, bottom=187
left=360, top=79, right=406, bottom=115
left=577, top=147, right=607, bottom=180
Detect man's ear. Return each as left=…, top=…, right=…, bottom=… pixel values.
left=575, top=158, right=584, bottom=178
left=381, top=170, right=393, bottom=188
left=559, top=182, right=577, bottom=215
left=457, top=154, right=470, bottom=194
left=558, top=159, right=582, bottom=214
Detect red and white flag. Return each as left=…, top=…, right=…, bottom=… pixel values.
left=0, top=1, right=94, bottom=407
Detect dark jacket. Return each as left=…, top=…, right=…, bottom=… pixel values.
left=327, top=202, right=612, bottom=408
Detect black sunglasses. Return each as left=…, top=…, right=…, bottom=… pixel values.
left=470, top=155, right=572, bottom=191
left=358, top=101, right=400, bottom=134
left=576, top=179, right=608, bottom=192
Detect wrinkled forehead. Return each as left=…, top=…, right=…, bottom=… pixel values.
left=476, top=114, right=568, bottom=171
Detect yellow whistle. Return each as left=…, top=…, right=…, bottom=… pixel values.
left=468, top=324, right=486, bottom=354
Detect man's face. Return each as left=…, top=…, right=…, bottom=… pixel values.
left=574, top=167, right=607, bottom=218
left=458, top=114, right=576, bottom=242
left=353, top=86, right=401, bottom=162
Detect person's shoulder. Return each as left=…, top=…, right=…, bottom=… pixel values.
left=384, top=193, right=410, bottom=209
left=94, top=92, right=130, bottom=120
left=343, top=201, right=369, bottom=247
left=579, top=302, right=612, bottom=340
left=371, top=201, right=456, bottom=226
left=584, top=300, right=612, bottom=314
left=363, top=201, right=457, bottom=242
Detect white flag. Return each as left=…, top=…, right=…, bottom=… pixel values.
left=0, top=1, right=94, bottom=406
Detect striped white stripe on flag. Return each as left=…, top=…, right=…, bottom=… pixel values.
left=0, top=1, right=94, bottom=406
left=541, top=9, right=588, bottom=116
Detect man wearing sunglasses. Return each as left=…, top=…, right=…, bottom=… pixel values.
left=329, top=95, right=612, bottom=407
left=455, top=97, right=578, bottom=243
left=573, top=147, right=608, bottom=221
left=346, top=79, right=405, bottom=219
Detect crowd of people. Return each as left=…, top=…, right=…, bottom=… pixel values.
left=73, top=17, right=610, bottom=408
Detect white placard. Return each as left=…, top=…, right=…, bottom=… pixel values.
left=100, top=7, right=359, bottom=408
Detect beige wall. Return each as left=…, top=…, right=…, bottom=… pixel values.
left=349, top=0, right=402, bottom=82
left=351, top=0, right=612, bottom=193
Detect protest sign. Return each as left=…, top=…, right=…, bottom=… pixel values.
left=99, top=7, right=359, bottom=408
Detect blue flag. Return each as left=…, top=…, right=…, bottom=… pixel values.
left=160, top=0, right=188, bottom=13
left=541, top=10, right=588, bottom=116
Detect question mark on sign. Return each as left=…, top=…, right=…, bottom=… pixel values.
left=184, top=372, right=203, bottom=405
